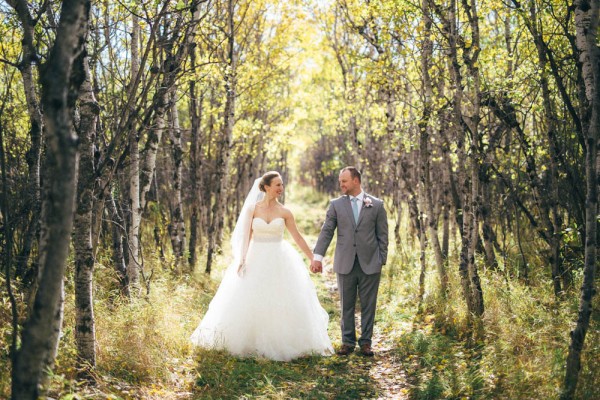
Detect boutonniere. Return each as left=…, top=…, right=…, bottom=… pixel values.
left=363, top=197, right=373, bottom=208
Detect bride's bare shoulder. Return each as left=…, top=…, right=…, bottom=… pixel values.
left=280, top=206, right=294, bottom=218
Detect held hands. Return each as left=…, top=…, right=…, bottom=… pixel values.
left=310, top=259, right=323, bottom=274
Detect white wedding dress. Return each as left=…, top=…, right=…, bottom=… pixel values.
left=190, top=217, right=333, bottom=361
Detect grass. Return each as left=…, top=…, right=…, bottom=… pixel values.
left=191, top=350, right=385, bottom=399
left=0, top=187, right=598, bottom=399
left=381, top=248, right=600, bottom=400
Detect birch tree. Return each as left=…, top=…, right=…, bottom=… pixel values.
left=168, top=88, right=185, bottom=268
left=188, top=48, right=204, bottom=270
left=6, top=0, right=44, bottom=281
left=73, top=55, right=99, bottom=371
left=127, top=14, right=142, bottom=293
left=206, top=0, right=238, bottom=274
left=11, top=0, right=91, bottom=397
left=127, top=0, right=205, bottom=288
left=562, top=0, right=599, bottom=396
left=418, top=0, right=448, bottom=297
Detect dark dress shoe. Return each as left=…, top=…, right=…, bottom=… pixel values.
left=336, top=344, right=355, bottom=355
left=359, top=343, right=374, bottom=357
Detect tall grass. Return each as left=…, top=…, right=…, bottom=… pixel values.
left=45, top=252, right=219, bottom=398
left=0, top=187, right=598, bottom=399
left=381, top=244, right=599, bottom=400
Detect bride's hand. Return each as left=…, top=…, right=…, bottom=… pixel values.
left=237, top=262, right=246, bottom=277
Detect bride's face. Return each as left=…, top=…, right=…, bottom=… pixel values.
left=266, top=177, right=284, bottom=198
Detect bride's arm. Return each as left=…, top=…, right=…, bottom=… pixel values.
left=239, top=228, right=253, bottom=266
left=236, top=205, right=254, bottom=275
left=283, top=209, right=314, bottom=261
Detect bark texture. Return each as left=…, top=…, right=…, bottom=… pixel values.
left=11, top=0, right=90, bottom=397
left=562, top=0, right=599, bottom=397
left=73, top=56, right=99, bottom=369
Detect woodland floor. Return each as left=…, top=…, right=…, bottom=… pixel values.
left=186, top=269, right=412, bottom=399
left=7, top=187, right=597, bottom=399
left=46, top=266, right=413, bottom=400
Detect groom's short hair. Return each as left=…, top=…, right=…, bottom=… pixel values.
left=341, top=166, right=361, bottom=182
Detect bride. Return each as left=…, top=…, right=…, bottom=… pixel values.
left=190, top=171, right=333, bottom=361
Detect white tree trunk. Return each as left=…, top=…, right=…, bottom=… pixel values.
left=73, top=56, right=99, bottom=369
left=8, top=0, right=44, bottom=281
left=206, top=0, right=237, bottom=274
left=127, top=15, right=142, bottom=294
left=169, top=88, right=186, bottom=268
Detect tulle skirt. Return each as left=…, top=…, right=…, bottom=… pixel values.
left=190, top=239, right=333, bottom=361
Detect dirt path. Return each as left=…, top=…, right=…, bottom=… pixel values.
left=322, top=267, right=410, bottom=399
left=369, top=339, right=411, bottom=399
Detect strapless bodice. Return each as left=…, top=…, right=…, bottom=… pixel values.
left=252, top=217, right=285, bottom=242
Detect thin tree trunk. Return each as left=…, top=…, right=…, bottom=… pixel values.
left=417, top=206, right=427, bottom=306
left=168, top=88, right=185, bottom=269
left=8, top=0, right=44, bottom=280
left=106, top=193, right=128, bottom=294
left=202, top=86, right=217, bottom=258
left=515, top=205, right=530, bottom=283
left=11, top=0, right=90, bottom=396
left=480, top=181, right=498, bottom=270
left=443, top=0, right=474, bottom=315
left=139, top=3, right=204, bottom=215
left=188, top=54, right=204, bottom=270
left=403, top=153, right=425, bottom=302
left=127, top=15, right=142, bottom=294
left=140, top=89, right=169, bottom=211
left=206, top=0, right=237, bottom=274
left=420, top=0, right=447, bottom=296
left=73, top=56, right=99, bottom=370
left=562, top=0, right=599, bottom=397
left=528, top=0, right=567, bottom=296
left=438, top=0, right=464, bottom=241
left=463, top=0, right=485, bottom=318
left=440, top=0, right=484, bottom=319
left=441, top=145, right=451, bottom=259
left=402, top=155, right=421, bottom=249
left=0, top=89, right=19, bottom=389
left=132, top=2, right=203, bottom=279
left=392, top=157, right=403, bottom=250
left=467, top=162, right=484, bottom=317
left=458, top=161, right=476, bottom=317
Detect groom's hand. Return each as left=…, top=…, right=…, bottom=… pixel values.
left=310, top=260, right=323, bottom=273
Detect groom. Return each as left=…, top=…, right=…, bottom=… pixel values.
left=311, top=166, right=388, bottom=357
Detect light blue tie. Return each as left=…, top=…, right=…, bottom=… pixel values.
left=351, top=197, right=359, bottom=224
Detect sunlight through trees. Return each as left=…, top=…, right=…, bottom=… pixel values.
left=0, top=0, right=597, bottom=398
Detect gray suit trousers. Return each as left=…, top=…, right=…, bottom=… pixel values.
left=337, top=256, right=381, bottom=347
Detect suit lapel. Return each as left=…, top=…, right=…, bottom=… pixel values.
left=343, top=195, right=357, bottom=227
left=356, top=194, right=370, bottom=227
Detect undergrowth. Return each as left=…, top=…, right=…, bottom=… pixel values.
left=0, top=187, right=598, bottom=399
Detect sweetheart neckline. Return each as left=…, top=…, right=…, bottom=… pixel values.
left=253, top=217, right=284, bottom=224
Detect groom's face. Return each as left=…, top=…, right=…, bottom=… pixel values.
left=339, top=171, right=360, bottom=196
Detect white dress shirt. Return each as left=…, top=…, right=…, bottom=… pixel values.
left=314, top=191, right=364, bottom=262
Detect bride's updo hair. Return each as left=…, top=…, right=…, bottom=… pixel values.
left=259, top=171, right=281, bottom=192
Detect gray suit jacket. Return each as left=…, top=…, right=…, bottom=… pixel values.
left=314, top=194, right=389, bottom=275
